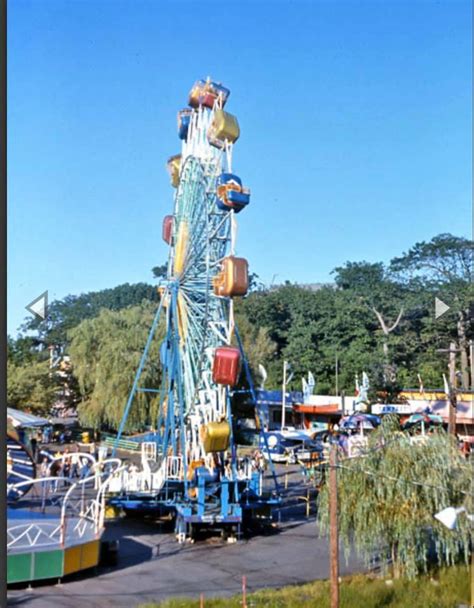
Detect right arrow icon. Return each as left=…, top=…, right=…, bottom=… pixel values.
left=435, top=297, right=450, bottom=320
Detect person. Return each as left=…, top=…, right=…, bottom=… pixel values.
left=30, top=436, right=38, bottom=462
left=40, top=456, right=49, bottom=478
left=50, top=458, right=61, bottom=492
left=224, top=459, right=232, bottom=478
left=62, top=454, right=71, bottom=486
left=338, top=433, right=349, bottom=455
left=79, top=460, right=91, bottom=480
left=39, top=456, right=50, bottom=496
left=70, top=449, right=80, bottom=478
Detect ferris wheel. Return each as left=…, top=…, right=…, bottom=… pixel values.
left=159, top=80, right=251, bottom=466
left=113, top=79, right=277, bottom=535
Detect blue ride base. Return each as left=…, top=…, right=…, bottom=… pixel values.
left=109, top=469, right=280, bottom=537
left=110, top=301, right=281, bottom=537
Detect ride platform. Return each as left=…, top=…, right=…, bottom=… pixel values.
left=7, top=506, right=102, bottom=584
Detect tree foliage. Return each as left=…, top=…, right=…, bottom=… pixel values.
left=20, top=282, right=159, bottom=347
left=317, top=419, right=473, bottom=578
left=7, top=233, right=473, bottom=426
left=68, top=302, right=165, bottom=431
left=7, top=359, right=59, bottom=416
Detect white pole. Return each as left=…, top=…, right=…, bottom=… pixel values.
left=281, top=361, right=287, bottom=430
left=470, top=339, right=473, bottom=391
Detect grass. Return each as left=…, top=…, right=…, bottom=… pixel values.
left=140, top=566, right=471, bottom=608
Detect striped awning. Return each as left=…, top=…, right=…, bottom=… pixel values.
left=7, top=407, right=50, bottom=428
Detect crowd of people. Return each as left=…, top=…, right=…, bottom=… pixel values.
left=38, top=446, right=97, bottom=491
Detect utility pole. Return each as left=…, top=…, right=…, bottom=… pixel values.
left=437, top=344, right=459, bottom=437
left=329, top=443, right=339, bottom=608
left=281, top=360, right=288, bottom=430
left=448, top=341, right=457, bottom=436
left=335, top=352, right=339, bottom=397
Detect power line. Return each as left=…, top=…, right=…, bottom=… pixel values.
left=334, top=461, right=473, bottom=498
left=312, top=428, right=473, bottom=496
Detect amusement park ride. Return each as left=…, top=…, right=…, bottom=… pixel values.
left=7, top=429, right=123, bottom=584
left=108, top=78, right=280, bottom=541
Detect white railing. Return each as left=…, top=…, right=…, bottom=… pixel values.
left=166, top=456, right=183, bottom=480
left=7, top=458, right=122, bottom=552
left=107, top=455, right=183, bottom=495
left=7, top=522, right=62, bottom=550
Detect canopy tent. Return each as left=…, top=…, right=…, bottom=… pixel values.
left=401, top=412, right=444, bottom=430
left=7, top=407, right=50, bottom=428
left=339, top=413, right=381, bottom=430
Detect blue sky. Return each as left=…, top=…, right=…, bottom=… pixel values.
left=8, top=0, right=472, bottom=335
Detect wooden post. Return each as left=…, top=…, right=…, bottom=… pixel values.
left=242, top=575, right=247, bottom=608
left=329, top=443, right=339, bottom=608
left=448, top=341, right=457, bottom=437
left=200, top=592, right=204, bottom=608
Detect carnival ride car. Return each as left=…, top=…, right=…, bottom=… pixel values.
left=7, top=436, right=122, bottom=584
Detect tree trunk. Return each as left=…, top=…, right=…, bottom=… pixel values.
left=391, top=543, right=401, bottom=579
left=372, top=307, right=404, bottom=384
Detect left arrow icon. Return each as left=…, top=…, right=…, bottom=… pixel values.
left=26, top=291, right=48, bottom=320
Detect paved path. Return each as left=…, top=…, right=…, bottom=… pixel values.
left=8, top=468, right=366, bottom=607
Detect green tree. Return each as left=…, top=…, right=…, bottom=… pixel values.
left=7, top=335, right=44, bottom=365
left=390, top=233, right=474, bottom=388
left=7, top=359, right=58, bottom=416
left=233, top=308, right=276, bottom=378
left=20, top=283, right=159, bottom=348
left=333, top=261, right=407, bottom=388
left=318, top=420, right=472, bottom=579
left=68, top=301, right=165, bottom=431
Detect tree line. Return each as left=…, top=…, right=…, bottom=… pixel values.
left=7, top=233, right=473, bottom=430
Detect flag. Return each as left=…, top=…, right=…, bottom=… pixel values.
left=443, top=373, right=450, bottom=397
left=417, top=374, right=424, bottom=394
left=362, top=371, right=370, bottom=390
left=302, top=377, right=309, bottom=401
